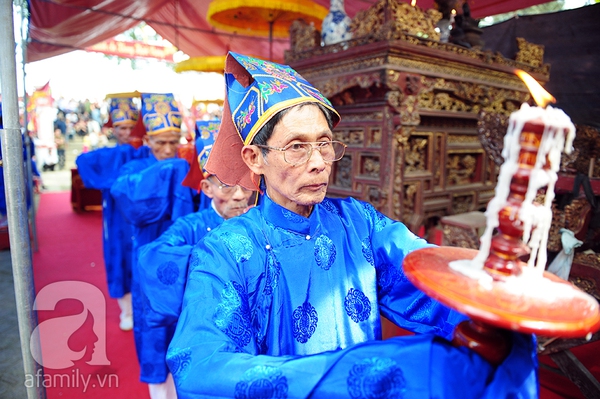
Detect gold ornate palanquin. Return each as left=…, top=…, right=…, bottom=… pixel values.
left=285, top=0, right=548, bottom=231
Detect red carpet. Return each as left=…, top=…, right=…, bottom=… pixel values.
left=32, top=192, right=148, bottom=398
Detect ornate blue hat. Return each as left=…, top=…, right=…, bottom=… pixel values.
left=205, top=52, right=341, bottom=191
left=108, top=97, right=139, bottom=127
left=141, top=93, right=182, bottom=135
left=195, top=120, right=220, bottom=177
left=226, top=52, right=340, bottom=145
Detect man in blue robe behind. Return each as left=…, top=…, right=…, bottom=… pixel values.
left=76, top=95, right=149, bottom=331
left=111, top=93, right=203, bottom=399
left=166, top=52, right=539, bottom=398
left=138, top=120, right=255, bottom=330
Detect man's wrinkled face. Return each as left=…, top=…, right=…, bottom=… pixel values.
left=248, top=104, right=334, bottom=217
left=145, top=131, right=181, bottom=161
left=113, top=123, right=135, bottom=145
left=201, top=176, right=254, bottom=219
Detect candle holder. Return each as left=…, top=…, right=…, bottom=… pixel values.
left=404, top=89, right=600, bottom=365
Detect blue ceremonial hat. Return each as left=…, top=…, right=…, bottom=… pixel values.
left=141, top=93, right=182, bottom=135
left=195, top=120, right=220, bottom=177
left=108, top=97, right=139, bottom=127
left=226, top=52, right=340, bottom=145
left=205, top=52, right=340, bottom=191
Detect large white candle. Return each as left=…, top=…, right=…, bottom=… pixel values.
left=450, top=71, right=575, bottom=280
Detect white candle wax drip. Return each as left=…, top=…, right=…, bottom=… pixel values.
left=450, top=103, right=575, bottom=282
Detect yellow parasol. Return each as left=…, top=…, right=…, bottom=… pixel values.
left=206, top=0, right=328, bottom=60
left=174, top=55, right=226, bottom=74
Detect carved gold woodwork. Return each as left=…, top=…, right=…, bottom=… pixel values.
left=547, top=198, right=592, bottom=253
left=286, top=0, right=550, bottom=229
left=289, top=19, right=321, bottom=53
left=350, top=0, right=441, bottom=42
left=447, top=153, right=478, bottom=185
left=442, top=224, right=479, bottom=249
left=515, top=37, right=545, bottom=68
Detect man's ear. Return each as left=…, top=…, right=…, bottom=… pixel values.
left=142, top=135, right=150, bottom=145
left=200, top=179, right=214, bottom=199
left=241, top=145, right=264, bottom=175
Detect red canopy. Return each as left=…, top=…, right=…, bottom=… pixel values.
left=27, top=0, right=552, bottom=63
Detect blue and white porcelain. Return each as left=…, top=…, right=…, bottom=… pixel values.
left=321, top=0, right=352, bottom=46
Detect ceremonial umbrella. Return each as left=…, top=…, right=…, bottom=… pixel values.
left=206, top=0, right=328, bottom=60
left=174, top=55, right=227, bottom=74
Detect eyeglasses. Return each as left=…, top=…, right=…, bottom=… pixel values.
left=207, top=177, right=249, bottom=195
left=255, top=141, right=347, bottom=166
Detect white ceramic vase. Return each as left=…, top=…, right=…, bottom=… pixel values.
left=321, top=0, right=352, bottom=46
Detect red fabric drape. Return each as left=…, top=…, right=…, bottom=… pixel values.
left=27, top=0, right=553, bottom=63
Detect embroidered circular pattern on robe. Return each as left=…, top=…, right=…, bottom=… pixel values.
left=404, top=295, right=435, bottom=323
left=347, top=357, right=406, bottom=399
left=188, top=248, right=204, bottom=273
left=362, top=202, right=387, bottom=232
left=292, top=302, right=318, bottom=343
left=375, top=261, right=401, bottom=296
left=314, top=235, right=336, bottom=270
left=345, top=288, right=372, bottom=323
left=234, top=365, right=288, bottom=399
left=320, top=198, right=339, bottom=214
left=361, top=237, right=374, bottom=267
left=157, top=261, right=178, bottom=285
left=167, top=347, right=192, bottom=382
left=264, top=251, right=281, bottom=296
left=221, top=232, right=253, bottom=263
left=281, top=208, right=305, bottom=223
left=214, top=281, right=252, bottom=348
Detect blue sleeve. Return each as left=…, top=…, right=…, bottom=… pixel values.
left=168, top=235, right=537, bottom=399
left=138, top=214, right=200, bottom=327
left=110, top=158, right=194, bottom=227
left=373, top=221, right=468, bottom=340
left=76, top=145, right=137, bottom=189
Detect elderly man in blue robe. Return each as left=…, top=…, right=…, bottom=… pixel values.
left=111, top=93, right=202, bottom=399
left=138, top=120, right=254, bottom=331
left=75, top=95, right=149, bottom=331
left=166, top=52, right=539, bottom=398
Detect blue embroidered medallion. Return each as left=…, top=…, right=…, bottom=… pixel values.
left=345, top=288, right=371, bottom=323
left=314, top=235, right=336, bottom=270
left=264, top=251, right=281, bottom=296
left=214, top=281, right=252, bottom=348
left=234, top=365, right=288, bottom=399
left=361, top=237, right=374, bottom=267
left=167, top=347, right=192, bottom=384
left=281, top=209, right=305, bottom=224
left=375, top=262, right=401, bottom=296
left=404, top=295, right=435, bottom=323
left=157, top=261, right=178, bottom=285
left=221, top=232, right=254, bottom=263
left=292, top=302, right=318, bottom=344
left=347, top=357, right=406, bottom=399
left=362, top=203, right=387, bottom=232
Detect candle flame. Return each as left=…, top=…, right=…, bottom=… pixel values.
left=411, top=0, right=416, bottom=6
left=515, top=69, right=556, bottom=107
left=451, top=9, right=456, bottom=15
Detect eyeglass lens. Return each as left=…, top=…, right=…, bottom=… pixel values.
left=284, top=142, right=345, bottom=165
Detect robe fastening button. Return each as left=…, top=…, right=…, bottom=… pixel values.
left=265, top=244, right=271, bottom=250
left=306, top=235, right=311, bottom=240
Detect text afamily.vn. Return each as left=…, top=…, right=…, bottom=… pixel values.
left=24, top=369, right=119, bottom=392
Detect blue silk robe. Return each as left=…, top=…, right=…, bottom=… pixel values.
left=138, top=205, right=224, bottom=329
left=167, top=195, right=538, bottom=398
left=75, top=144, right=150, bottom=298
left=110, top=156, right=200, bottom=384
